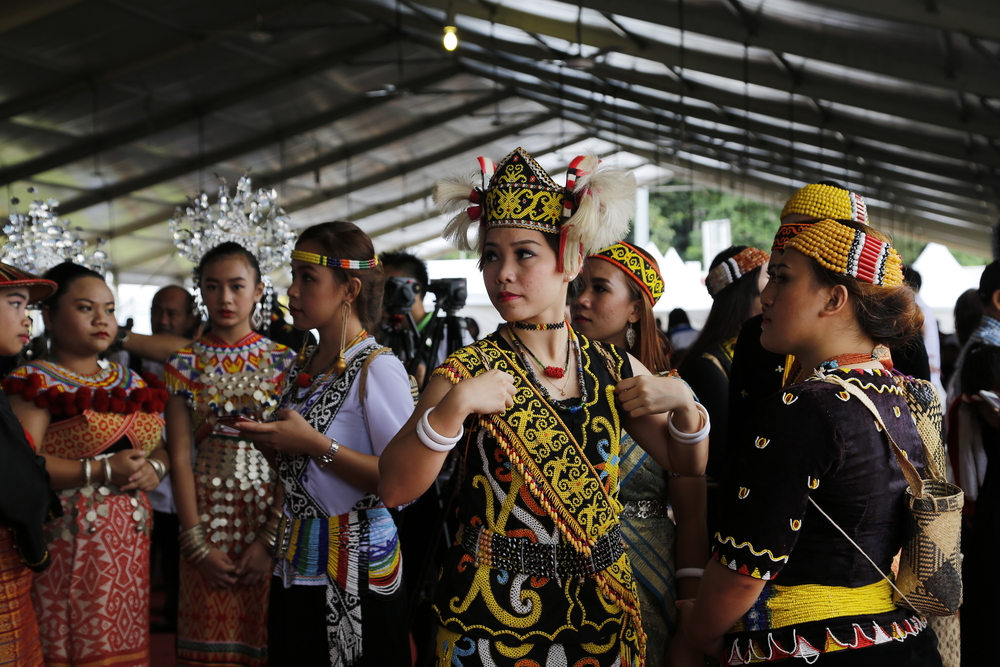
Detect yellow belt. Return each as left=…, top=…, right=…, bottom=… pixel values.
left=733, top=579, right=897, bottom=632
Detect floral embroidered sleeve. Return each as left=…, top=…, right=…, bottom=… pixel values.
left=713, top=385, right=842, bottom=580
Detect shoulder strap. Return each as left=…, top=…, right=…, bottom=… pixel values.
left=356, top=345, right=393, bottom=406
left=822, top=374, right=924, bottom=497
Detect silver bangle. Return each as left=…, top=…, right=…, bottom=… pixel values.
left=102, top=457, right=113, bottom=486
left=82, top=459, right=92, bottom=487
left=317, top=439, right=340, bottom=466
left=668, top=402, right=710, bottom=445
left=676, top=567, right=705, bottom=579
left=148, top=458, right=166, bottom=482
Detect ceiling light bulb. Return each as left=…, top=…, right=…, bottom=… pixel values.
left=443, top=26, right=458, bottom=51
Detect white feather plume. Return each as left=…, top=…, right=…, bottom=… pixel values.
left=433, top=171, right=481, bottom=252
left=561, top=154, right=637, bottom=275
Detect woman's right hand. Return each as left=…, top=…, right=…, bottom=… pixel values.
left=196, top=549, right=238, bottom=589
left=108, top=449, right=149, bottom=487
left=447, top=369, right=517, bottom=416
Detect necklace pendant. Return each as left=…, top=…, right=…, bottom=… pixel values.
left=295, top=373, right=312, bottom=388
left=334, top=357, right=347, bottom=375
left=544, top=366, right=564, bottom=379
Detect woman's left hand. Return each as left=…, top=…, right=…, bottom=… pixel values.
left=234, top=540, right=272, bottom=586
left=235, top=410, right=326, bottom=458
left=615, top=374, right=695, bottom=418
left=120, top=459, right=160, bottom=492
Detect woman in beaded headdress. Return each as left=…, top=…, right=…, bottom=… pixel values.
left=235, top=221, right=413, bottom=667
left=3, top=262, right=171, bottom=667
left=164, top=242, right=296, bottom=667
left=379, top=148, right=710, bottom=667
left=570, top=241, right=709, bottom=667
left=674, top=219, right=942, bottom=666
left=678, top=245, right=768, bottom=531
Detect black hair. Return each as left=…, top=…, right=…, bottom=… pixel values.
left=379, top=250, right=429, bottom=295
left=41, top=262, right=106, bottom=311
left=196, top=242, right=262, bottom=285
left=683, top=246, right=764, bottom=367
left=667, top=308, right=690, bottom=329
left=961, top=343, right=1000, bottom=395
left=902, top=266, right=922, bottom=291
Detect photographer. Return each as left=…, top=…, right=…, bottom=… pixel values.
left=380, top=251, right=472, bottom=385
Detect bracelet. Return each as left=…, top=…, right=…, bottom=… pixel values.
left=179, top=524, right=211, bottom=563
left=668, top=402, right=710, bottom=446
left=675, top=567, right=705, bottom=579
left=256, top=517, right=280, bottom=551
left=82, top=459, right=92, bottom=487
left=102, top=458, right=113, bottom=486
left=316, top=439, right=340, bottom=466
left=147, top=458, right=167, bottom=482
left=415, top=407, right=464, bottom=453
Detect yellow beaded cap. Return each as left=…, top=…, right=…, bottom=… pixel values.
left=773, top=184, right=869, bottom=251
left=784, top=219, right=903, bottom=288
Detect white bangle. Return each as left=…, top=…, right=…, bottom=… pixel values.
left=676, top=567, right=704, bottom=579
left=416, top=408, right=463, bottom=452
left=668, top=402, right=710, bottom=445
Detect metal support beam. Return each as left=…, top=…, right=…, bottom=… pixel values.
left=792, top=0, right=1000, bottom=42
left=0, top=0, right=83, bottom=35
left=54, top=65, right=469, bottom=215
left=0, top=35, right=393, bottom=186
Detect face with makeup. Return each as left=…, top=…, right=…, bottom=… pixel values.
left=570, top=257, right=641, bottom=348
left=43, top=276, right=118, bottom=359
left=481, top=227, right=572, bottom=323
left=0, top=287, right=33, bottom=356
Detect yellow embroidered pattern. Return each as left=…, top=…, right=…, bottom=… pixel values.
left=482, top=148, right=565, bottom=234
left=714, top=533, right=790, bottom=564
left=589, top=242, right=665, bottom=304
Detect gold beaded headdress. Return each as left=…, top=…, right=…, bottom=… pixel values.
left=705, top=247, right=770, bottom=297
left=434, top=147, right=636, bottom=275
left=589, top=242, right=664, bottom=304
left=784, top=219, right=903, bottom=287
left=773, top=183, right=869, bottom=252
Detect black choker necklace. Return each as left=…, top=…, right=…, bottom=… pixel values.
left=511, top=321, right=566, bottom=331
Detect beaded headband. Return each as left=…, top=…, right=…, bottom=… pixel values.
left=773, top=184, right=869, bottom=251
left=291, top=250, right=380, bottom=270
left=435, top=147, right=635, bottom=275
left=589, top=242, right=664, bottom=304
left=705, top=247, right=770, bottom=297
left=784, top=219, right=903, bottom=288
left=0, top=261, right=56, bottom=304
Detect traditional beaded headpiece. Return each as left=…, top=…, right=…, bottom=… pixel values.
left=169, top=171, right=296, bottom=322
left=589, top=241, right=664, bottom=304
left=434, top=147, right=636, bottom=275
left=0, top=261, right=56, bottom=304
left=291, top=250, right=379, bottom=270
left=773, top=183, right=868, bottom=252
left=784, top=219, right=903, bottom=288
left=705, top=247, right=770, bottom=297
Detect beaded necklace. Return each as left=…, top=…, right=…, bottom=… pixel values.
left=289, top=330, right=369, bottom=401
left=507, top=325, right=587, bottom=414
left=817, top=346, right=893, bottom=372
left=511, top=320, right=566, bottom=331
left=507, top=324, right=570, bottom=378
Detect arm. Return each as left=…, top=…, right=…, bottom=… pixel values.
left=378, top=368, right=516, bottom=507
left=237, top=410, right=383, bottom=494
left=678, top=559, right=766, bottom=657
left=668, top=474, right=709, bottom=601
left=618, top=355, right=708, bottom=476
left=10, top=393, right=169, bottom=492
left=124, top=331, right=192, bottom=364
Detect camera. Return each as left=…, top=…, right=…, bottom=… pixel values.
left=383, top=276, right=418, bottom=315
left=427, top=278, right=467, bottom=314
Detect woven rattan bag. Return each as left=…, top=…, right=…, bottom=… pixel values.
left=814, top=376, right=964, bottom=616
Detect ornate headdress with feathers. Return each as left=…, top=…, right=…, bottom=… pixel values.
left=433, top=147, right=636, bottom=275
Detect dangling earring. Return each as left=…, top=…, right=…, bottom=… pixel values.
left=251, top=302, right=264, bottom=330
left=334, top=302, right=351, bottom=375
left=626, top=321, right=636, bottom=349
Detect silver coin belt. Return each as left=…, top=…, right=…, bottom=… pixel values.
left=619, top=499, right=669, bottom=520
left=193, top=435, right=274, bottom=557
left=459, top=523, right=624, bottom=579
left=57, top=463, right=151, bottom=539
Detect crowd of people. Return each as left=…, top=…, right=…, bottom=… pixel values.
left=0, top=147, right=988, bottom=667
